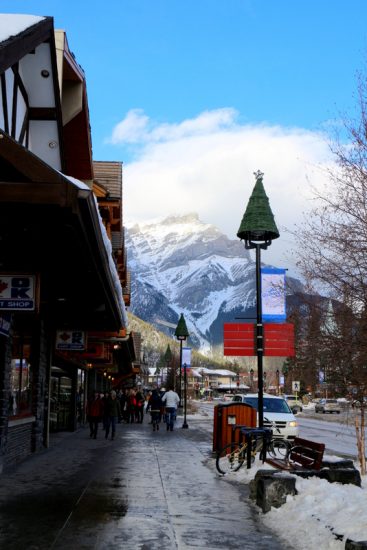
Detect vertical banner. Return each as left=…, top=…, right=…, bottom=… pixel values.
left=261, top=267, right=286, bottom=322
left=182, top=347, right=192, bottom=369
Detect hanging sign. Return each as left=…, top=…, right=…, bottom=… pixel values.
left=261, top=267, right=286, bottom=322
left=224, top=322, right=295, bottom=357
left=0, top=275, right=37, bottom=311
left=56, top=330, right=86, bottom=350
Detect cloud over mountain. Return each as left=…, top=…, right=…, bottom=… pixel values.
left=126, top=213, right=303, bottom=355
left=111, top=108, right=334, bottom=274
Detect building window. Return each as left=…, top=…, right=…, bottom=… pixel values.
left=9, top=336, right=32, bottom=418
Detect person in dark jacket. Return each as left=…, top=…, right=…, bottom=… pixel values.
left=147, top=389, right=163, bottom=431
left=105, top=390, right=122, bottom=440
left=86, top=391, right=104, bottom=439
left=135, top=388, right=145, bottom=424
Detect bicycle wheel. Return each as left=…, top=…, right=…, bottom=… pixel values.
left=269, top=439, right=291, bottom=459
left=216, top=443, right=246, bottom=475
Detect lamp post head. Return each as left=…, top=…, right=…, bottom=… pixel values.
left=237, top=171, right=280, bottom=247
left=164, top=344, right=173, bottom=362
left=175, top=313, right=189, bottom=341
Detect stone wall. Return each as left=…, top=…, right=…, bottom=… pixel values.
left=5, top=421, right=33, bottom=467
left=30, top=318, right=49, bottom=453
left=0, top=331, right=12, bottom=473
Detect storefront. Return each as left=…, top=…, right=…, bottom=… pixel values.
left=0, top=15, right=129, bottom=471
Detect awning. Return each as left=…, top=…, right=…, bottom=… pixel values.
left=0, top=132, right=126, bottom=331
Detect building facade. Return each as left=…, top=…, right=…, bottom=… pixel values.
left=0, top=15, right=135, bottom=470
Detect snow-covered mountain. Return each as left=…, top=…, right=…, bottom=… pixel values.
left=126, top=213, right=299, bottom=354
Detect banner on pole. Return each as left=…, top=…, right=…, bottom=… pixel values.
left=261, top=267, right=286, bottom=322
left=182, top=347, right=192, bottom=369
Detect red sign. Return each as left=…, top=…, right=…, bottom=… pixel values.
left=223, top=323, right=255, bottom=356
left=264, top=323, right=295, bottom=357
left=224, top=323, right=295, bottom=357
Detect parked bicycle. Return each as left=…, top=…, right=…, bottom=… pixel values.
left=215, top=420, right=292, bottom=475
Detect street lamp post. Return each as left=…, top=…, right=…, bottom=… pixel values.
left=174, top=313, right=189, bottom=404
left=164, top=344, right=173, bottom=387
left=237, top=171, right=279, bottom=428
left=276, top=369, right=280, bottom=395
left=182, top=363, right=188, bottom=429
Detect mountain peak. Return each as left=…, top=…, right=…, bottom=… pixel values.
left=126, top=213, right=255, bottom=353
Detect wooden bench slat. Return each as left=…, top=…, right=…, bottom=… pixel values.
left=265, top=437, right=325, bottom=472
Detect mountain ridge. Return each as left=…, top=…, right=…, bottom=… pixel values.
left=126, top=213, right=303, bottom=355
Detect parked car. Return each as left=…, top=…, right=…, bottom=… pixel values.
left=231, top=393, right=299, bottom=441
left=315, top=398, right=341, bottom=414
left=282, top=394, right=303, bottom=413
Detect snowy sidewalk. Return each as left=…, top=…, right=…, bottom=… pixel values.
left=0, top=415, right=289, bottom=549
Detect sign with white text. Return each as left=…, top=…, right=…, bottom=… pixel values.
left=56, top=330, right=86, bottom=350
left=0, top=275, right=36, bottom=311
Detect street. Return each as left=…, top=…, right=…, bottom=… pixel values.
left=197, top=400, right=365, bottom=460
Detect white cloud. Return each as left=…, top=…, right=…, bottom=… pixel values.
left=109, top=107, right=238, bottom=145
left=108, top=109, right=335, bottom=275
left=109, top=108, right=150, bottom=144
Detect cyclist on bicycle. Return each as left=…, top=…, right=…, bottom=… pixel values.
left=162, top=385, right=180, bottom=431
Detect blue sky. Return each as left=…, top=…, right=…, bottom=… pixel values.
left=2, top=1, right=367, bottom=270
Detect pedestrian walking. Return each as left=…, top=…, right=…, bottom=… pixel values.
left=105, top=390, right=122, bottom=440
left=161, top=386, right=180, bottom=431
left=135, top=387, right=145, bottom=423
left=86, top=391, right=104, bottom=439
left=147, top=389, right=163, bottom=431
left=127, top=389, right=136, bottom=423
left=119, top=388, right=128, bottom=423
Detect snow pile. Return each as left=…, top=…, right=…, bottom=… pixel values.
left=189, top=405, right=366, bottom=548
left=234, top=456, right=366, bottom=549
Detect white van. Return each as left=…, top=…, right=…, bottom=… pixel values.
left=232, top=393, right=299, bottom=441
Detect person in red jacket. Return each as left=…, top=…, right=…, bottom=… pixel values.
left=86, top=391, right=104, bottom=439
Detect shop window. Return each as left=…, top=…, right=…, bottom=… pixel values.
left=9, top=337, right=32, bottom=418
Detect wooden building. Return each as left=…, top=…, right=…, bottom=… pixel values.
left=0, top=15, right=134, bottom=470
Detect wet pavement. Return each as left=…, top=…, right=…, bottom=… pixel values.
left=0, top=414, right=289, bottom=549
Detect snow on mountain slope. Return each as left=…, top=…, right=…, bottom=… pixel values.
left=126, top=213, right=258, bottom=353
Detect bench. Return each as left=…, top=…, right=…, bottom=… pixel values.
left=265, top=437, right=325, bottom=471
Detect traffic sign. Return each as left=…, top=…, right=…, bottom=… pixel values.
left=292, top=381, right=300, bottom=392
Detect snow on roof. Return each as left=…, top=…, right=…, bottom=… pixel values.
left=199, top=368, right=237, bottom=376
left=62, top=174, right=129, bottom=328
left=93, top=195, right=128, bottom=327
left=0, top=14, right=45, bottom=43
left=190, top=369, right=202, bottom=378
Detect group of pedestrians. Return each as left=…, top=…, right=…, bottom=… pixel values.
left=86, top=385, right=181, bottom=439
left=86, top=390, right=121, bottom=440
left=147, top=386, right=180, bottom=432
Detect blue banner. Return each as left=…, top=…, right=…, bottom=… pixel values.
left=261, top=267, right=286, bottom=322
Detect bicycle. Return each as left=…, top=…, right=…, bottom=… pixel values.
left=215, top=421, right=291, bottom=475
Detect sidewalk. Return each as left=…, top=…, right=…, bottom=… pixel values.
left=0, top=414, right=289, bottom=549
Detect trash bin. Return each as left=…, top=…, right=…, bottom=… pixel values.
left=213, top=402, right=256, bottom=453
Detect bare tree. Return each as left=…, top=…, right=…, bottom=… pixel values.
left=295, top=77, right=367, bottom=474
